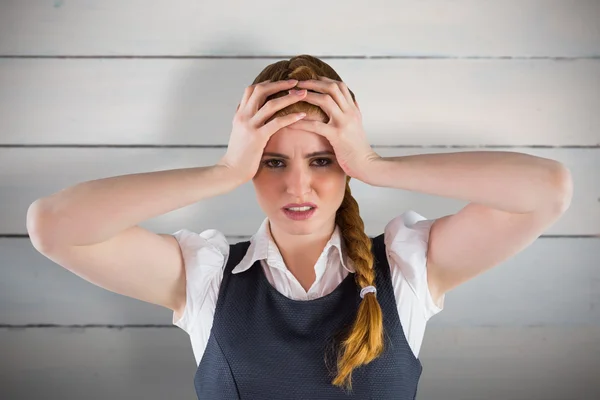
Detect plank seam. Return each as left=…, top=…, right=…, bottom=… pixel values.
left=1, top=145, right=599, bottom=149
left=2, top=234, right=599, bottom=240
left=1, top=55, right=599, bottom=60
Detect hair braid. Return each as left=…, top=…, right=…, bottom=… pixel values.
left=331, top=177, right=384, bottom=390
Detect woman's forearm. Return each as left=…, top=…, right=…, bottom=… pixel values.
left=27, top=164, right=244, bottom=248
left=364, top=151, right=572, bottom=214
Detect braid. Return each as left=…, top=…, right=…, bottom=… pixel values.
left=331, top=177, right=384, bottom=391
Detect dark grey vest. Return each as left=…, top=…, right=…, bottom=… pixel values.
left=193, top=233, right=422, bottom=399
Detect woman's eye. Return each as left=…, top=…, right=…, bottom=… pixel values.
left=263, top=158, right=332, bottom=169
left=313, top=158, right=332, bottom=167
left=264, top=159, right=284, bottom=168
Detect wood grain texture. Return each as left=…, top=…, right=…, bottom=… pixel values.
left=0, top=0, right=598, bottom=56
left=0, top=59, right=598, bottom=145
left=1, top=327, right=598, bottom=399
left=1, top=0, right=598, bottom=398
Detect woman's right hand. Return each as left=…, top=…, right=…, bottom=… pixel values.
left=216, top=79, right=308, bottom=184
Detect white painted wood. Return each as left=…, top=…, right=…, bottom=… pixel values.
left=3, top=147, right=597, bottom=236
left=1, top=0, right=597, bottom=397
left=2, top=236, right=598, bottom=326
left=0, top=328, right=198, bottom=399
left=0, top=0, right=598, bottom=57
left=1, top=327, right=598, bottom=399
left=417, top=326, right=600, bottom=399
left=1, top=59, right=599, bottom=146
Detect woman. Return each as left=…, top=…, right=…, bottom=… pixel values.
left=27, top=55, right=573, bottom=399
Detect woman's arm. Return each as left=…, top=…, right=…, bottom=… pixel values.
left=28, top=164, right=244, bottom=250
left=363, top=150, right=573, bottom=299
left=26, top=164, right=244, bottom=313
left=364, top=150, right=571, bottom=213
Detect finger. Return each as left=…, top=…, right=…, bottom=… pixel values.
left=328, top=78, right=356, bottom=110
left=300, top=91, right=345, bottom=122
left=251, top=89, right=307, bottom=127
left=260, top=112, right=307, bottom=138
left=296, top=77, right=351, bottom=113
left=318, top=76, right=355, bottom=107
left=319, top=76, right=360, bottom=116
left=245, top=79, right=299, bottom=115
left=238, top=85, right=255, bottom=110
left=239, top=79, right=297, bottom=111
left=287, top=119, right=334, bottom=140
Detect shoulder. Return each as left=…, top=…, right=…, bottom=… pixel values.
left=383, top=210, right=436, bottom=245
left=172, top=228, right=230, bottom=262
left=170, top=227, right=231, bottom=289
left=170, top=228, right=230, bottom=334
left=383, top=210, right=445, bottom=321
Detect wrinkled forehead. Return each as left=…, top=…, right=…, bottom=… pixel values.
left=264, top=127, right=333, bottom=155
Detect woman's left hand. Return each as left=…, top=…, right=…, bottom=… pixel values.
left=288, top=76, right=381, bottom=181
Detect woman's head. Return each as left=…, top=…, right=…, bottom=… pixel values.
left=253, top=115, right=347, bottom=237
left=250, top=55, right=384, bottom=391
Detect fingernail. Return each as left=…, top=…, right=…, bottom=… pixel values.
left=288, top=89, right=306, bottom=95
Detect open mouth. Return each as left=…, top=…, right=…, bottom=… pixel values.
left=282, top=206, right=316, bottom=220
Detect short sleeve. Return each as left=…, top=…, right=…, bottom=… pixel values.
left=384, top=210, right=445, bottom=321
left=170, top=228, right=229, bottom=335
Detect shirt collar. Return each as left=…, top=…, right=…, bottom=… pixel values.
left=232, top=217, right=355, bottom=274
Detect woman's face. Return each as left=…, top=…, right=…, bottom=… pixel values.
left=252, top=116, right=347, bottom=236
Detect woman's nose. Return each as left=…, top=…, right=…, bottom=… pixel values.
left=285, top=169, right=312, bottom=197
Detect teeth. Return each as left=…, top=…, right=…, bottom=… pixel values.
left=287, top=206, right=313, bottom=211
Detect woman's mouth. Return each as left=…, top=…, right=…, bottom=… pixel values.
left=282, top=206, right=317, bottom=220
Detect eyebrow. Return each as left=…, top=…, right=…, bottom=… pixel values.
left=262, top=151, right=335, bottom=160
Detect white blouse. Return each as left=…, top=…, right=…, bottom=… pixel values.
left=172, top=210, right=445, bottom=366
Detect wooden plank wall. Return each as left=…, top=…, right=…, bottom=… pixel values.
left=1, top=1, right=599, bottom=399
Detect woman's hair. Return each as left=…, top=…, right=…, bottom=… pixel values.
left=251, top=55, right=384, bottom=391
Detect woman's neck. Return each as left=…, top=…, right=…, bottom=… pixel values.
left=268, top=218, right=337, bottom=291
